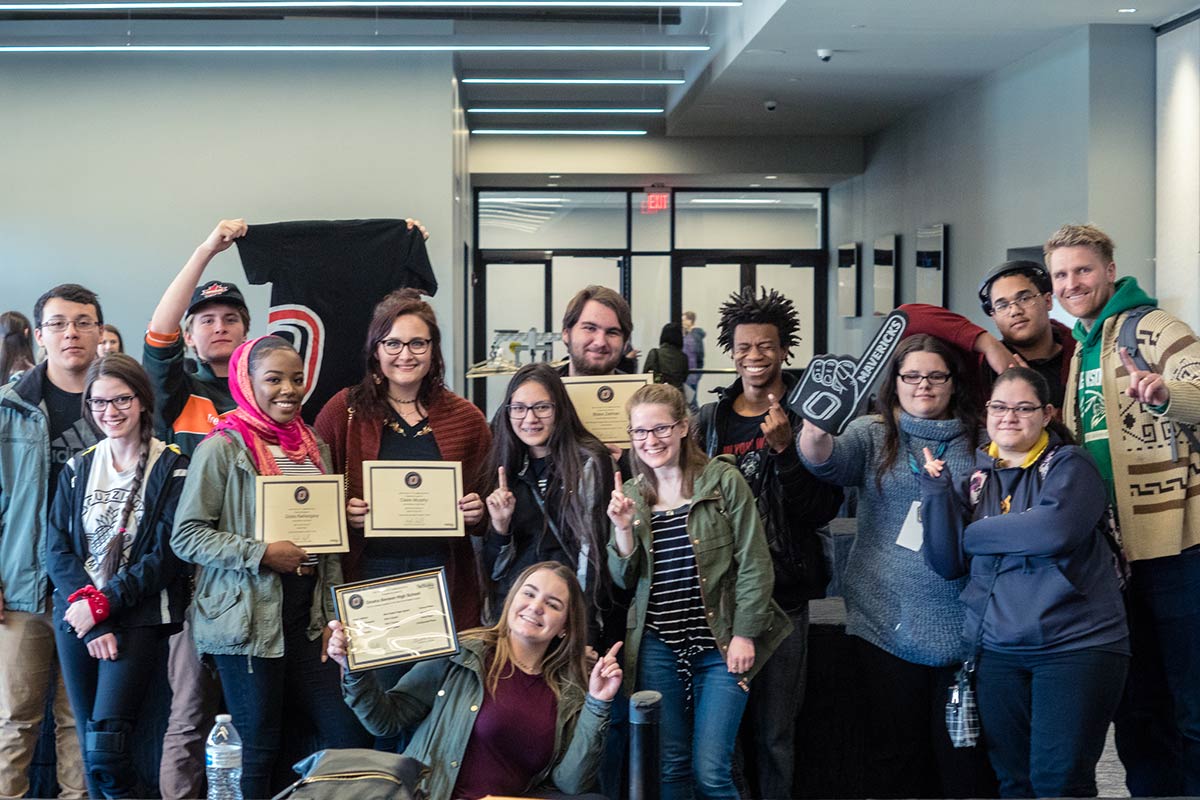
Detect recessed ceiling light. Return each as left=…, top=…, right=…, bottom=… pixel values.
left=749, top=183, right=761, bottom=187
left=765, top=175, right=778, bottom=180
left=467, top=107, right=664, bottom=114
left=0, top=1, right=741, bottom=9
left=548, top=174, right=562, bottom=178
left=472, top=129, right=648, bottom=135
left=463, top=76, right=685, bottom=85
left=547, top=183, right=559, bottom=187
left=1117, top=7, right=1136, bottom=11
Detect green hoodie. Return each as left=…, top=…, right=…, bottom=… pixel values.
left=1072, top=276, right=1157, bottom=497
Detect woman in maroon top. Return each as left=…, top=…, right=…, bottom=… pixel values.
left=329, top=562, right=623, bottom=800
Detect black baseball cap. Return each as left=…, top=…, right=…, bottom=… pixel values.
left=978, top=260, right=1051, bottom=315
left=187, top=281, right=248, bottom=317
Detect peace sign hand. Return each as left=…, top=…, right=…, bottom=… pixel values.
left=486, top=466, right=517, bottom=535
left=1119, top=347, right=1170, bottom=407
left=922, top=446, right=946, bottom=479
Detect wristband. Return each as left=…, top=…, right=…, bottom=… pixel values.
left=67, top=586, right=110, bottom=623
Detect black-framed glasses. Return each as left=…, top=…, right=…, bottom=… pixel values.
left=985, top=401, right=1046, bottom=418
left=628, top=421, right=683, bottom=441
left=508, top=402, right=555, bottom=420
left=990, top=292, right=1045, bottom=316
left=86, top=395, right=135, bottom=411
left=898, top=371, right=952, bottom=386
left=40, top=318, right=98, bottom=334
left=379, top=337, right=430, bottom=356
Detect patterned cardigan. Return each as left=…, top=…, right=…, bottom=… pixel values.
left=1063, top=307, right=1200, bottom=561
left=314, top=385, right=493, bottom=630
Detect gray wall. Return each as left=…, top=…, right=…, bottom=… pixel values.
left=825, top=25, right=1156, bottom=357
left=1, top=52, right=467, bottom=386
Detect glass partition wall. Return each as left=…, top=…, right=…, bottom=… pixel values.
left=471, top=188, right=828, bottom=416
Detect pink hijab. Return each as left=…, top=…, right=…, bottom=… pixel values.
left=206, top=335, right=324, bottom=475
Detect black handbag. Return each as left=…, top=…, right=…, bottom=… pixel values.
left=271, top=749, right=428, bottom=800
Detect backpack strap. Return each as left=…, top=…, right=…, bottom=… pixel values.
left=1118, top=305, right=1200, bottom=458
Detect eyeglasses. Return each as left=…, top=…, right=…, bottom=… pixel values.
left=990, top=292, right=1044, bottom=316
left=985, top=401, right=1046, bottom=418
left=40, top=318, right=98, bottom=334
left=508, top=402, right=555, bottom=420
left=898, top=372, right=952, bottom=386
left=86, top=394, right=135, bottom=411
left=628, top=421, right=683, bottom=441
left=379, top=337, right=430, bottom=356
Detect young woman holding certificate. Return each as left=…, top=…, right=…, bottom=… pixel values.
left=46, top=354, right=188, bottom=798
left=327, top=561, right=623, bottom=800
left=314, top=289, right=491, bottom=630
left=171, top=335, right=369, bottom=799
left=482, top=363, right=614, bottom=640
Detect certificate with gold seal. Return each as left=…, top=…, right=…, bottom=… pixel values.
left=362, top=461, right=464, bottom=538
left=332, top=568, right=459, bottom=672
left=561, top=373, right=651, bottom=446
left=253, top=474, right=348, bottom=553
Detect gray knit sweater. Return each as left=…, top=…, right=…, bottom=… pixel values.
left=801, top=413, right=976, bottom=666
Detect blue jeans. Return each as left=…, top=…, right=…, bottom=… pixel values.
left=636, top=632, right=748, bottom=800
left=976, top=647, right=1129, bottom=798
left=212, top=575, right=370, bottom=799
left=1113, top=545, right=1200, bottom=796
left=738, top=605, right=808, bottom=799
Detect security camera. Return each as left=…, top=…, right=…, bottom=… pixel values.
left=764, top=99, right=778, bottom=112
left=817, top=49, right=833, bottom=62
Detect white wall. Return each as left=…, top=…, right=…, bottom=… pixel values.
left=1157, top=20, right=1200, bottom=329
left=0, top=52, right=468, bottom=385
left=826, top=25, right=1156, bottom=356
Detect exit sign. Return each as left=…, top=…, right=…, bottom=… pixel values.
left=641, top=192, right=671, bottom=214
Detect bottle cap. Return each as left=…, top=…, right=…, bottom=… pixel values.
left=216, top=714, right=232, bottom=723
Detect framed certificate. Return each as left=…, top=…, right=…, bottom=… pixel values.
left=362, top=461, right=465, bottom=538
left=331, top=568, right=459, bottom=673
left=253, top=474, right=348, bottom=553
left=561, top=373, right=651, bottom=446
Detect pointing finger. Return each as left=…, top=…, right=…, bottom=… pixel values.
left=498, top=465, right=508, bottom=491
left=606, top=641, right=624, bottom=660
left=923, top=446, right=935, bottom=464
left=1119, top=347, right=1139, bottom=375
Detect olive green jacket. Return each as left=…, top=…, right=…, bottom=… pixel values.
left=342, top=637, right=610, bottom=800
left=608, top=455, right=792, bottom=693
left=171, top=430, right=340, bottom=658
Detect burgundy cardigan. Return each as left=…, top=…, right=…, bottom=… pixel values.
left=314, top=385, right=493, bottom=630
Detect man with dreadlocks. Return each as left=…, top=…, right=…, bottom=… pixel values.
left=693, top=286, right=843, bottom=799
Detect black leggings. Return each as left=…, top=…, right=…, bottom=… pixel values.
left=56, top=624, right=167, bottom=799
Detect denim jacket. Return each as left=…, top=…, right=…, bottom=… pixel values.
left=171, top=429, right=341, bottom=658
left=607, top=455, right=792, bottom=692
left=0, top=364, right=101, bottom=613
left=342, top=637, right=610, bottom=800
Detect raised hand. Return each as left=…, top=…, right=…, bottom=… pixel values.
left=760, top=393, right=794, bottom=454
left=347, top=497, right=370, bottom=528
left=200, top=218, right=247, bottom=256
left=588, top=641, right=624, bottom=702
left=486, top=466, right=517, bottom=535
left=1120, top=347, right=1170, bottom=406
left=922, top=446, right=945, bottom=479
left=607, top=470, right=636, bottom=532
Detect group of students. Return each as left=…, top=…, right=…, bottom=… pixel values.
left=1, top=217, right=1198, bottom=800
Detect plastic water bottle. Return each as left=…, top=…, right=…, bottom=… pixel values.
left=206, top=714, right=243, bottom=800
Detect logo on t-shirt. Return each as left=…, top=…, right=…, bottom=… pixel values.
left=267, top=303, right=325, bottom=405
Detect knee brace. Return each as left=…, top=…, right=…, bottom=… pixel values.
left=85, top=718, right=137, bottom=798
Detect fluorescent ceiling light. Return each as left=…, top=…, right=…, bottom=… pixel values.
left=468, top=107, right=663, bottom=114
left=0, top=1, right=739, bottom=7
left=463, top=76, right=684, bottom=84
left=479, top=197, right=567, bottom=203
left=689, top=198, right=781, bottom=204
left=473, top=129, right=646, bottom=135
left=0, top=42, right=707, bottom=52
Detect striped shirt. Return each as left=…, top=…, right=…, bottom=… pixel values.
left=646, top=504, right=715, bottom=653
